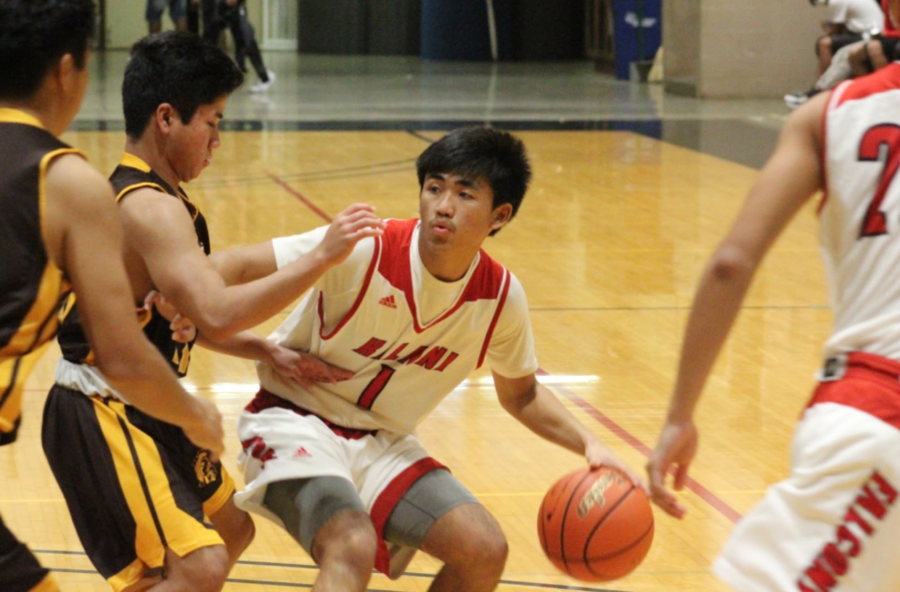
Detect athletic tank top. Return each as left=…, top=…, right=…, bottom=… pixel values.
left=57, top=153, right=209, bottom=377
left=821, top=63, right=900, bottom=360
left=0, top=109, right=82, bottom=445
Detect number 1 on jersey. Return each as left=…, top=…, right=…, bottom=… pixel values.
left=357, top=364, right=395, bottom=410
left=858, top=124, right=900, bottom=238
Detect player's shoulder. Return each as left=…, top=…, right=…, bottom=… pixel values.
left=830, top=63, right=900, bottom=109
left=117, top=183, right=189, bottom=225
left=44, top=154, right=114, bottom=209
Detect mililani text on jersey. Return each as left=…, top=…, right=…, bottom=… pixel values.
left=352, top=338, right=460, bottom=372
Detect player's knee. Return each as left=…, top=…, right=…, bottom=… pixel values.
left=168, top=545, right=229, bottom=592
left=313, top=512, right=378, bottom=571
left=817, top=36, right=831, bottom=56
left=445, top=516, right=508, bottom=571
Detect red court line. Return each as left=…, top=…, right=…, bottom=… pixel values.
left=266, top=171, right=333, bottom=223
left=536, top=368, right=743, bottom=524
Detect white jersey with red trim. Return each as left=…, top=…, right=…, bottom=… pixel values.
left=821, top=63, right=900, bottom=361
left=258, top=218, right=538, bottom=435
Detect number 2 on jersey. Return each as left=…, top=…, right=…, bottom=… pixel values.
left=858, top=124, right=900, bottom=238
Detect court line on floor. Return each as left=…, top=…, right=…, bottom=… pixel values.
left=40, top=552, right=629, bottom=592
left=536, top=368, right=743, bottom=524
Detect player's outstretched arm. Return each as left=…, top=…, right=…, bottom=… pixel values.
left=209, top=204, right=388, bottom=286
left=208, top=240, right=278, bottom=285
left=196, top=332, right=353, bottom=390
left=43, top=155, right=224, bottom=458
left=123, top=199, right=384, bottom=341
left=493, top=371, right=645, bottom=488
left=647, top=92, right=828, bottom=519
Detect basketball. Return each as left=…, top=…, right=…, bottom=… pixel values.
left=537, top=466, right=654, bottom=582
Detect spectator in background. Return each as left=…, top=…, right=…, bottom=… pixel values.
left=204, top=0, right=275, bottom=93
left=785, top=0, right=883, bottom=108
left=146, top=0, right=188, bottom=34
left=845, top=0, right=900, bottom=79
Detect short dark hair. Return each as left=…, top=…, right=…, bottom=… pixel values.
left=0, top=0, right=95, bottom=100
left=123, top=31, right=243, bottom=140
left=416, top=127, right=531, bottom=235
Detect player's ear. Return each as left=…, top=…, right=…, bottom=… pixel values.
left=491, top=203, right=513, bottom=231
left=49, top=53, right=77, bottom=94
left=157, top=104, right=175, bottom=132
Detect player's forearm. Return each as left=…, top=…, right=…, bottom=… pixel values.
left=668, top=247, right=756, bottom=422
left=193, top=248, right=332, bottom=340
left=97, top=340, right=210, bottom=428
left=502, top=382, right=590, bottom=456
left=208, top=241, right=277, bottom=285
left=197, top=330, right=277, bottom=363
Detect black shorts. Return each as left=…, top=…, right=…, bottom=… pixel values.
left=0, top=515, right=56, bottom=592
left=824, top=33, right=864, bottom=55
left=880, top=37, right=900, bottom=62
left=41, top=385, right=233, bottom=591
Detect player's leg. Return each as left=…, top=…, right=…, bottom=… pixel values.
left=263, top=477, right=377, bottom=592
left=385, top=470, right=507, bottom=592
left=207, top=498, right=254, bottom=569
left=0, top=514, right=58, bottom=592
left=714, top=357, right=900, bottom=592
left=42, top=386, right=229, bottom=592
left=238, top=396, right=379, bottom=591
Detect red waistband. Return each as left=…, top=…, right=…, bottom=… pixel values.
left=245, top=388, right=378, bottom=440
left=840, top=352, right=900, bottom=377
left=810, top=352, right=900, bottom=430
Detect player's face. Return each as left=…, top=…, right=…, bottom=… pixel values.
left=167, top=96, right=226, bottom=183
left=418, top=172, right=511, bottom=276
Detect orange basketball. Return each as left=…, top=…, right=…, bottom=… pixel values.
left=537, top=466, right=654, bottom=582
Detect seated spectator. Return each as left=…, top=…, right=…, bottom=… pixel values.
left=846, top=0, right=900, bottom=76
left=786, top=0, right=885, bottom=108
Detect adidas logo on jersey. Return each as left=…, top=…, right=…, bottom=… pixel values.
left=379, top=294, right=397, bottom=309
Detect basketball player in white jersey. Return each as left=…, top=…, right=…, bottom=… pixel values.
left=648, top=1, right=900, bottom=590
left=224, top=126, right=644, bottom=592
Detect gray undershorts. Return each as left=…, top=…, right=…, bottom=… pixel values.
left=262, top=468, right=478, bottom=555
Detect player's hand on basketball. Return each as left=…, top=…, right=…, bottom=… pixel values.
left=269, top=345, right=354, bottom=390
left=646, top=419, right=697, bottom=519
left=315, top=204, right=385, bottom=267
left=584, top=438, right=648, bottom=494
left=181, top=396, right=225, bottom=462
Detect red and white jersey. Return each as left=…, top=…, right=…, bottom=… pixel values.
left=259, top=218, right=538, bottom=434
left=821, top=63, right=900, bottom=360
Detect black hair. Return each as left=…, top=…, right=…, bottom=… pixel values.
left=0, top=0, right=95, bottom=100
left=123, top=31, right=243, bottom=140
left=416, top=126, right=531, bottom=235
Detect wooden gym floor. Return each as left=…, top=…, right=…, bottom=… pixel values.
left=2, top=51, right=818, bottom=592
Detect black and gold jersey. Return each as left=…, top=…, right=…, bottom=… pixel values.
left=0, top=108, right=83, bottom=446
left=57, top=153, right=210, bottom=379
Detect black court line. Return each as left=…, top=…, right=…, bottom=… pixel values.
left=68, top=118, right=779, bottom=170
left=38, top=551, right=629, bottom=591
